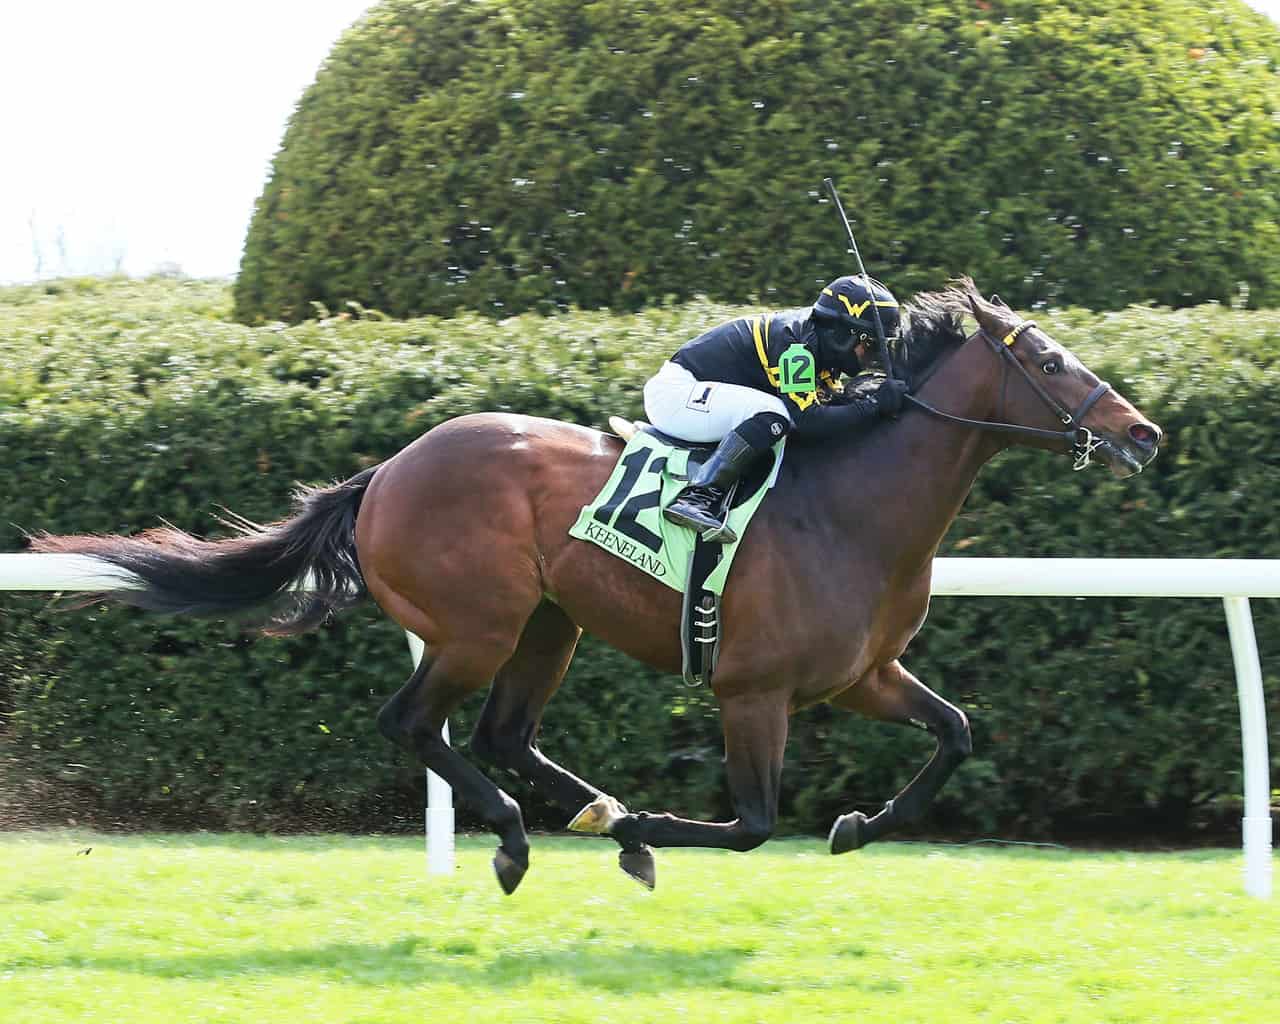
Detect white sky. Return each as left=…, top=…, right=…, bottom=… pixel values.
left=2, top=0, right=1277, bottom=285
left=0, top=1, right=374, bottom=283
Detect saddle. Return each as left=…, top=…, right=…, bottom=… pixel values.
left=603, top=417, right=776, bottom=686
left=607, top=417, right=773, bottom=510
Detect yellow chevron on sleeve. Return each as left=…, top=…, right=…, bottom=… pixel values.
left=752, top=314, right=818, bottom=412
left=751, top=315, right=782, bottom=388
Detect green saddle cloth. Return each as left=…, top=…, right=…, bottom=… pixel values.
left=569, top=430, right=784, bottom=595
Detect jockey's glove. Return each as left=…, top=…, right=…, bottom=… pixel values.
left=873, top=378, right=911, bottom=418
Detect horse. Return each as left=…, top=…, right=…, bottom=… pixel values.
left=29, top=279, right=1161, bottom=894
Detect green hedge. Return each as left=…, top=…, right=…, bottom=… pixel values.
left=1, top=277, right=1277, bottom=838
left=235, top=0, right=1280, bottom=323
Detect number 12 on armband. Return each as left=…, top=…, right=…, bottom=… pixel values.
left=778, top=343, right=816, bottom=395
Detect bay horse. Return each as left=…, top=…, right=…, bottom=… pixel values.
left=30, top=280, right=1161, bottom=894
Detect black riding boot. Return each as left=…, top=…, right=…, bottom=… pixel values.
left=664, top=430, right=759, bottom=543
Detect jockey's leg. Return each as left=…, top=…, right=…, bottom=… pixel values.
left=642, top=365, right=792, bottom=542
left=642, top=362, right=792, bottom=445
left=663, top=409, right=790, bottom=541
left=662, top=431, right=753, bottom=542
left=827, top=660, right=972, bottom=853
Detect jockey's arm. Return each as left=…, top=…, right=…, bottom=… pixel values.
left=789, top=378, right=907, bottom=441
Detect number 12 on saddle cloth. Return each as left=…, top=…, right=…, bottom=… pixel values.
left=569, top=431, right=785, bottom=596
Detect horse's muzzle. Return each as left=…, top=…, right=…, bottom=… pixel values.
left=1103, top=420, right=1162, bottom=479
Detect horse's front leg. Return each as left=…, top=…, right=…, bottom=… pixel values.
left=603, top=690, right=790, bottom=854
left=828, top=660, right=972, bottom=853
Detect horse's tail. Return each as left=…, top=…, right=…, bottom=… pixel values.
left=28, top=465, right=381, bottom=636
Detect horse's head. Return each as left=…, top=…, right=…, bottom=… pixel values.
left=961, top=287, right=1162, bottom=479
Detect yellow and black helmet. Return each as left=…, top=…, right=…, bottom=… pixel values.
left=813, top=275, right=901, bottom=342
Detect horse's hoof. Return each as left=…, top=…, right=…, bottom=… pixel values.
left=828, top=811, right=868, bottom=855
left=493, top=848, right=528, bottom=895
left=567, top=794, right=627, bottom=835
left=619, top=846, right=656, bottom=890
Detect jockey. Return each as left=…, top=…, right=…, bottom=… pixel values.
left=644, top=275, right=909, bottom=542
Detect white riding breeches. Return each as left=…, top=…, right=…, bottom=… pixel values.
left=642, top=362, right=791, bottom=444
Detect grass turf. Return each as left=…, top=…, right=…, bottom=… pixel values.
left=1, top=831, right=1276, bottom=1023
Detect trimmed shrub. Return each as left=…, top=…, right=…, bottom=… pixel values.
left=235, top=0, right=1280, bottom=323
left=1, top=278, right=1277, bottom=838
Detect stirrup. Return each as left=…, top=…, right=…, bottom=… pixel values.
left=701, top=519, right=738, bottom=545
left=664, top=484, right=739, bottom=543
left=700, top=488, right=739, bottom=543
left=664, top=501, right=730, bottom=540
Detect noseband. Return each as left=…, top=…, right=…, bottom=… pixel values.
left=904, top=320, right=1112, bottom=471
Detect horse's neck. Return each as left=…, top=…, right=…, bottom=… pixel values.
left=829, top=339, right=1004, bottom=572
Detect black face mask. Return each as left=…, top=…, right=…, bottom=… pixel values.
left=815, top=321, right=861, bottom=375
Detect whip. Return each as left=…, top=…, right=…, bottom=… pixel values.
left=822, top=177, right=896, bottom=382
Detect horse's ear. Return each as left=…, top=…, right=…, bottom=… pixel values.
left=952, top=276, right=995, bottom=327
left=989, top=292, right=1009, bottom=310
left=961, top=281, right=1003, bottom=333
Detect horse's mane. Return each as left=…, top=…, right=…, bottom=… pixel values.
left=893, top=277, right=993, bottom=381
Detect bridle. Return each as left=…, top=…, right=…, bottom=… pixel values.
left=902, top=320, right=1112, bottom=471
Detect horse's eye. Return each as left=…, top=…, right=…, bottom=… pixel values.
left=1042, top=359, right=1061, bottom=375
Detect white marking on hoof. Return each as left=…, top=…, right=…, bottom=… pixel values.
left=567, top=794, right=627, bottom=835
left=826, top=816, right=842, bottom=854
left=828, top=811, right=864, bottom=855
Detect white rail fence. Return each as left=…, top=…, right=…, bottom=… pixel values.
left=1, top=554, right=1274, bottom=897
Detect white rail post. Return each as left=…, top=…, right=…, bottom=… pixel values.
left=405, top=630, right=454, bottom=876
left=1223, top=597, right=1273, bottom=899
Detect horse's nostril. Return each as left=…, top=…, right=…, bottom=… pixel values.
left=1129, top=423, right=1160, bottom=449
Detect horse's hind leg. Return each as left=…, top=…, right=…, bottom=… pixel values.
left=827, top=660, right=972, bottom=854
left=470, top=601, right=592, bottom=808
left=470, top=600, right=658, bottom=888
left=377, top=648, right=532, bottom=894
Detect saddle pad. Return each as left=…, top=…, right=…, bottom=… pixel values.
left=569, top=430, right=783, bottom=595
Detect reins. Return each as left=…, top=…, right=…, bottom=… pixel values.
left=903, top=320, right=1112, bottom=471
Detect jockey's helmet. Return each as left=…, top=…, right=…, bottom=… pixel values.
left=812, top=275, right=902, bottom=345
